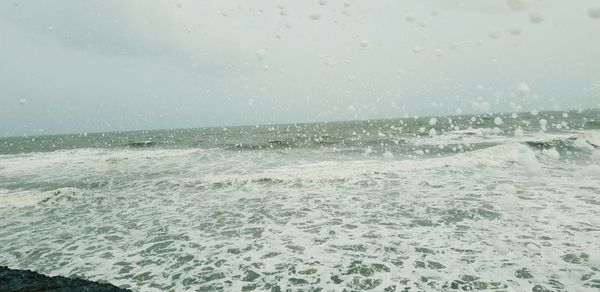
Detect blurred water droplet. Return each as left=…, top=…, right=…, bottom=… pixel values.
left=309, top=13, right=321, bottom=20
left=589, top=7, right=600, bottom=19
left=256, top=48, right=267, bottom=61
left=514, top=127, right=524, bottom=138
left=529, top=13, right=544, bottom=24
left=508, top=27, right=522, bottom=36
left=489, top=28, right=502, bottom=39
left=506, top=0, right=525, bottom=11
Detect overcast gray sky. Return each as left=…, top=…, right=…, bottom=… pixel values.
left=1, top=0, right=599, bottom=136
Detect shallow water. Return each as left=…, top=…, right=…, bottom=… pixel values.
left=1, top=110, right=600, bottom=291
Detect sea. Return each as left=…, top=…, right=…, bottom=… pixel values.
left=1, top=110, right=599, bottom=291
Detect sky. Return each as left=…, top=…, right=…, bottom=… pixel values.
left=1, top=0, right=599, bottom=136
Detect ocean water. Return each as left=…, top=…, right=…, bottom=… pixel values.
left=1, top=110, right=600, bottom=291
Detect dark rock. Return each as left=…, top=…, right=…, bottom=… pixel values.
left=0, top=266, right=129, bottom=292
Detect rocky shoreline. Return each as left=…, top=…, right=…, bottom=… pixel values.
left=0, top=266, right=129, bottom=291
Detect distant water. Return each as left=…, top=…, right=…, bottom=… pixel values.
left=1, top=110, right=600, bottom=291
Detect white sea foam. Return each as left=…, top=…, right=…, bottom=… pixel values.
left=1, top=130, right=600, bottom=291
left=0, top=189, right=51, bottom=208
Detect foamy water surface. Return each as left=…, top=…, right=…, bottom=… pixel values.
left=1, top=112, right=600, bottom=291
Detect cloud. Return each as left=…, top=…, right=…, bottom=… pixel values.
left=1, top=0, right=599, bottom=136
